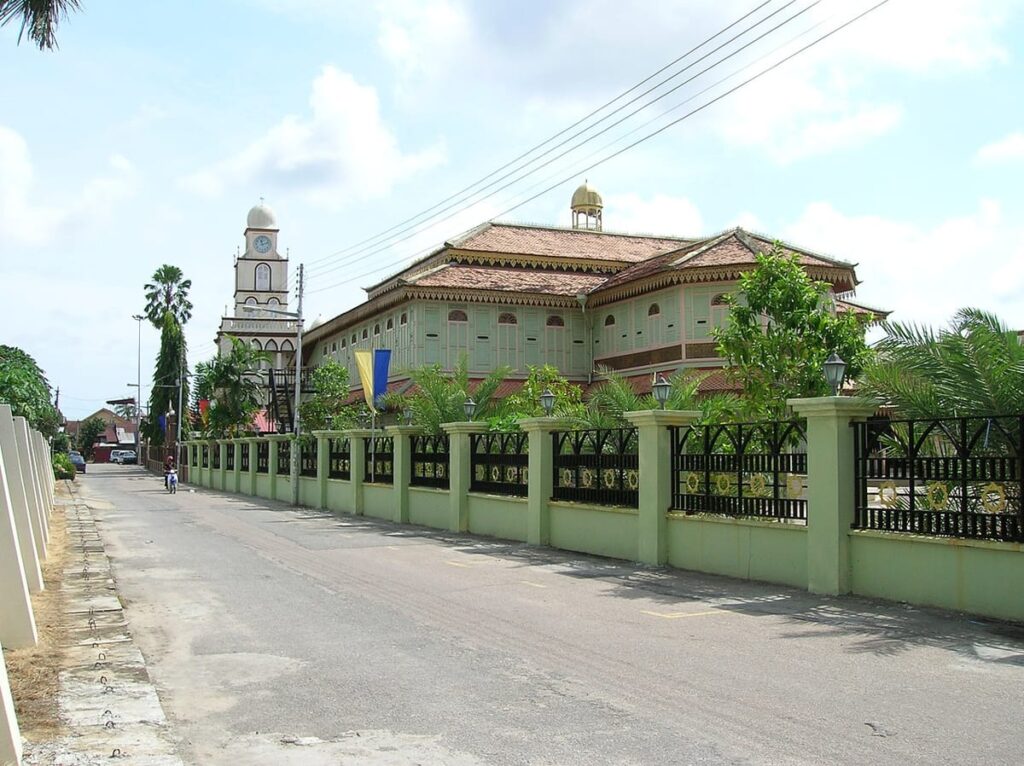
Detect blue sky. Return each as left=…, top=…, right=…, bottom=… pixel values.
left=2, top=0, right=1023, bottom=419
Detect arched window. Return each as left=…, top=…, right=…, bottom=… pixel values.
left=546, top=315, right=565, bottom=327
left=264, top=339, right=278, bottom=352
left=448, top=309, right=468, bottom=322
left=267, top=297, right=280, bottom=308
left=245, top=297, right=257, bottom=306
left=373, top=323, right=381, bottom=336
left=322, top=345, right=328, bottom=357
left=351, top=334, right=357, bottom=344
left=361, top=329, right=368, bottom=340
left=648, top=303, right=661, bottom=317
left=400, top=313, right=408, bottom=325
left=386, top=318, right=394, bottom=331
left=498, top=312, right=517, bottom=325
left=341, top=338, right=347, bottom=349
left=281, top=340, right=294, bottom=352
left=604, top=314, right=616, bottom=327
left=251, top=339, right=262, bottom=350
left=255, top=263, right=271, bottom=291
left=330, top=342, right=336, bottom=353
left=711, top=293, right=729, bottom=306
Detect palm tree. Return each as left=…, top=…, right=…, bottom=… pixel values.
left=859, top=308, right=1024, bottom=418
left=0, top=0, right=80, bottom=50
left=144, top=265, right=193, bottom=328
left=192, top=337, right=268, bottom=437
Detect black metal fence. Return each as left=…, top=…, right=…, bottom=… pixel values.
left=201, top=445, right=209, bottom=468
left=411, top=434, right=450, bottom=489
left=212, top=445, right=221, bottom=470
left=225, top=444, right=235, bottom=471
left=853, top=415, right=1023, bottom=542
left=240, top=443, right=250, bottom=472
left=328, top=438, right=350, bottom=480
left=276, top=440, right=291, bottom=475
left=670, top=421, right=808, bottom=522
left=191, top=445, right=198, bottom=467
left=552, top=428, right=639, bottom=507
left=364, top=436, right=394, bottom=484
left=256, top=441, right=269, bottom=473
left=471, top=431, right=528, bottom=497
left=300, top=440, right=317, bottom=477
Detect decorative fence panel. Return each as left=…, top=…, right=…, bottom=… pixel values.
left=276, top=441, right=291, bottom=476
left=211, top=446, right=221, bottom=470
left=364, top=436, right=394, bottom=484
left=225, top=445, right=235, bottom=471
left=240, top=444, right=250, bottom=472
left=670, top=421, right=808, bottom=522
left=552, top=428, right=639, bottom=507
left=299, top=440, right=318, bottom=477
left=411, top=434, right=450, bottom=489
left=853, top=415, right=1023, bottom=542
left=471, top=431, right=529, bottom=497
left=191, top=445, right=198, bottom=467
left=201, top=445, right=209, bottom=468
left=328, top=438, right=350, bottom=480
left=256, top=441, right=269, bottom=474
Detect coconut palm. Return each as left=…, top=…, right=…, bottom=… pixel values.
left=192, top=337, right=268, bottom=437
left=0, top=0, right=80, bottom=50
left=144, top=265, right=193, bottom=328
left=859, top=308, right=1024, bottom=418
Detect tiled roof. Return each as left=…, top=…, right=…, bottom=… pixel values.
left=836, top=298, right=890, bottom=321
left=450, top=222, right=690, bottom=263
left=408, top=263, right=607, bottom=296
left=619, top=368, right=740, bottom=396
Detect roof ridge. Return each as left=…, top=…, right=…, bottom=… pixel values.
left=668, top=230, right=737, bottom=268
left=487, top=219, right=693, bottom=242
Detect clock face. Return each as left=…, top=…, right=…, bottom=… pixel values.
left=253, top=235, right=272, bottom=254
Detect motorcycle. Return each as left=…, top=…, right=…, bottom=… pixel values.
left=165, top=468, right=178, bottom=494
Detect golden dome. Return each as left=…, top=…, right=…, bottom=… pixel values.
left=571, top=181, right=603, bottom=213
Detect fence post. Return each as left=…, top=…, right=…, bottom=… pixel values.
left=0, top=407, right=42, bottom=594
left=345, top=429, right=371, bottom=515
left=13, top=417, right=47, bottom=561
left=519, top=417, right=563, bottom=546
left=388, top=426, right=422, bottom=525
left=624, top=410, right=700, bottom=566
left=0, top=433, right=37, bottom=649
left=313, top=431, right=330, bottom=509
left=788, top=396, right=878, bottom=595
left=441, top=423, right=486, bottom=533
left=243, top=438, right=258, bottom=496
left=1, top=643, right=22, bottom=766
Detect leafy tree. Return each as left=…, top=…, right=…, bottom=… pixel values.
left=714, top=245, right=872, bottom=418
left=51, top=431, right=70, bottom=453
left=859, top=308, right=1024, bottom=418
left=0, top=344, right=60, bottom=437
left=381, top=356, right=510, bottom=434
left=75, top=416, right=106, bottom=460
left=191, top=337, right=267, bottom=437
left=0, top=0, right=80, bottom=50
left=144, top=265, right=193, bottom=328
left=298, top=360, right=358, bottom=432
left=142, top=312, right=189, bottom=443
left=489, top=365, right=585, bottom=430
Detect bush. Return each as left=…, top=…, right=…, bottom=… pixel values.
left=52, top=452, right=76, bottom=480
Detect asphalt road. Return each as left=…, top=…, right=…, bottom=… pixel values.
left=77, top=464, right=1024, bottom=765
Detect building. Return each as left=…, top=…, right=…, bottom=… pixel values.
left=64, top=407, right=136, bottom=462
left=300, top=182, right=882, bottom=404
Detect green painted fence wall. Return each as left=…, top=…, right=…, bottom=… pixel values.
left=299, top=477, right=320, bottom=508
left=325, top=479, right=350, bottom=514
left=255, top=474, right=272, bottom=500
left=467, top=494, right=528, bottom=542
left=408, top=488, right=449, bottom=529
left=549, top=501, right=638, bottom=561
left=363, top=484, right=393, bottom=520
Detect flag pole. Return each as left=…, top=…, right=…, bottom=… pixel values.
left=370, top=409, right=376, bottom=483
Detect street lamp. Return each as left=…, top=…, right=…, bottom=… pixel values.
left=243, top=301, right=304, bottom=505
left=132, top=314, right=144, bottom=454
left=824, top=352, right=847, bottom=396
left=403, top=406, right=414, bottom=426
left=539, top=389, right=555, bottom=417
left=463, top=397, right=476, bottom=421
left=652, top=374, right=671, bottom=410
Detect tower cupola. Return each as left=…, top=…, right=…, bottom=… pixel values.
left=571, top=180, right=603, bottom=231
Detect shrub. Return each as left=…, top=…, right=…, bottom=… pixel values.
left=52, top=452, right=76, bottom=480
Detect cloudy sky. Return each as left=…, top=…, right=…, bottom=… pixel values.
left=2, top=0, right=1023, bottom=419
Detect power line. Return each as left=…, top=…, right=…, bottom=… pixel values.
left=306, top=0, right=822, bottom=282
left=307, top=0, right=889, bottom=297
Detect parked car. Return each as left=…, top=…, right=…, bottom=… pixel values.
left=120, top=450, right=137, bottom=465
left=69, top=451, right=86, bottom=473
left=110, top=450, right=124, bottom=463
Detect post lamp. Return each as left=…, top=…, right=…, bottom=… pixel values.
left=824, top=352, right=847, bottom=396
left=539, top=389, right=555, bottom=417
left=652, top=374, right=671, bottom=410
left=403, top=406, right=414, bottom=426
left=463, top=397, right=477, bottom=421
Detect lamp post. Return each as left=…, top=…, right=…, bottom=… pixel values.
left=243, top=272, right=304, bottom=505
left=652, top=374, right=671, bottom=410
left=463, top=397, right=476, bottom=421
left=539, top=389, right=555, bottom=417
left=823, top=352, right=847, bottom=396
left=132, top=314, right=144, bottom=455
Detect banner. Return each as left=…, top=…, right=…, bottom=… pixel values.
left=354, top=349, right=392, bottom=412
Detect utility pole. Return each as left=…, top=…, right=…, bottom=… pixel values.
left=132, top=314, right=144, bottom=454
left=291, top=263, right=304, bottom=506
left=176, top=344, right=185, bottom=463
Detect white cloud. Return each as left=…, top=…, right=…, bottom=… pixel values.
left=976, top=131, right=1024, bottom=164
left=376, top=0, right=470, bottom=93
left=783, top=199, right=1024, bottom=328
left=181, top=66, right=446, bottom=208
left=0, top=126, right=137, bottom=248
left=597, top=193, right=703, bottom=236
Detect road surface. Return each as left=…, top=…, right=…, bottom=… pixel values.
left=78, top=464, right=1024, bottom=764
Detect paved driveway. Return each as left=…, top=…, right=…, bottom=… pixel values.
left=79, top=464, right=1024, bottom=765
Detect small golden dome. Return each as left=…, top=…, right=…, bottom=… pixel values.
left=571, top=181, right=603, bottom=214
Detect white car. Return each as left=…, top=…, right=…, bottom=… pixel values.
left=110, top=450, right=137, bottom=464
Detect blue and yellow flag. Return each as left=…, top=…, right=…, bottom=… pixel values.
left=354, top=349, right=392, bottom=412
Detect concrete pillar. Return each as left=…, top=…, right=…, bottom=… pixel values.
left=216, top=441, right=226, bottom=491
left=624, top=409, right=700, bottom=565
left=0, top=434, right=37, bottom=649
left=313, top=432, right=331, bottom=509
left=267, top=437, right=281, bottom=500
left=789, top=396, right=879, bottom=595
left=1, top=643, right=22, bottom=766
left=244, top=439, right=258, bottom=496
left=31, top=432, right=51, bottom=516
left=345, top=429, right=371, bottom=516
left=12, top=418, right=46, bottom=562
left=518, top=417, right=564, bottom=546
left=228, top=441, right=240, bottom=493
left=21, top=425, right=49, bottom=546
left=388, top=425, right=423, bottom=525
left=441, top=422, right=486, bottom=533
left=0, top=408, right=41, bottom=593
